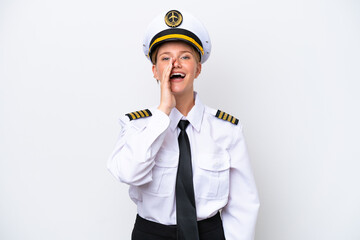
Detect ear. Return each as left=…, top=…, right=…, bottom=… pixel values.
left=152, top=64, right=158, bottom=80
left=195, top=63, right=202, bottom=78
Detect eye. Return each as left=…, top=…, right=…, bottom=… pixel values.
left=181, top=55, right=191, bottom=60
left=161, top=57, right=170, bottom=61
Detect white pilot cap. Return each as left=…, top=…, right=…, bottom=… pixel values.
left=143, top=10, right=211, bottom=64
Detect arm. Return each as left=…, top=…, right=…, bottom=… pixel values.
left=108, top=58, right=176, bottom=186
left=107, top=109, right=170, bottom=186
left=221, top=124, right=260, bottom=240
left=107, top=56, right=176, bottom=186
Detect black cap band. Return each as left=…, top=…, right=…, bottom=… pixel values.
left=148, top=28, right=204, bottom=60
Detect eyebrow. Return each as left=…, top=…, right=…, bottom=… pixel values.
left=158, top=50, right=193, bottom=56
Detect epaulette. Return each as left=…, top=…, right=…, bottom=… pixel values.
left=215, top=110, right=239, bottom=125
left=125, top=109, right=152, bottom=121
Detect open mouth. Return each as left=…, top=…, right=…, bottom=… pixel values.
left=170, top=73, right=185, bottom=79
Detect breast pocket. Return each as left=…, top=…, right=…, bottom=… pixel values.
left=139, top=150, right=178, bottom=197
left=194, top=153, right=230, bottom=199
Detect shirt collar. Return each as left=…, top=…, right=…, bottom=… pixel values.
left=169, top=92, right=205, bottom=132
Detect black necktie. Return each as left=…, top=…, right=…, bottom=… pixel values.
left=176, top=120, right=199, bottom=240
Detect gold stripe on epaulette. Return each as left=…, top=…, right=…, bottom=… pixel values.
left=229, top=115, right=233, bottom=123
left=138, top=111, right=145, bottom=118
left=231, top=117, right=236, bottom=124
left=219, top=111, right=224, bottom=119
left=143, top=110, right=150, bottom=117
left=126, top=109, right=152, bottom=121
left=215, top=110, right=239, bottom=125
left=129, top=112, right=136, bottom=120
left=134, top=111, right=140, bottom=118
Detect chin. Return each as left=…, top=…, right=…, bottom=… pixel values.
left=171, top=88, right=185, bottom=95
left=171, top=87, right=193, bottom=97
left=170, top=81, right=193, bottom=95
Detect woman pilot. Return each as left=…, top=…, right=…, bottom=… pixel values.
left=107, top=9, right=260, bottom=240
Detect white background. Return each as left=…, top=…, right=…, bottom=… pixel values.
left=1, top=0, right=360, bottom=239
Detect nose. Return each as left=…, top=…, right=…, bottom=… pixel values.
left=173, top=58, right=181, bottom=68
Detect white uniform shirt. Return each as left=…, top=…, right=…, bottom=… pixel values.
left=107, top=92, right=260, bottom=240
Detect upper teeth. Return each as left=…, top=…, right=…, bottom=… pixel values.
left=171, top=73, right=185, bottom=77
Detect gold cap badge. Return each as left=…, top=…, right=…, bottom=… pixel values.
left=164, top=10, right=183, bottom=27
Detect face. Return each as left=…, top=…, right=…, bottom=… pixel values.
left=152, top=41, right=202, bottom=96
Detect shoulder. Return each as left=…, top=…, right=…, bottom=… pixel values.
left=202, top=105, right=243, bottom=147
left=204, top=105, right=241, bottom=128
left=125, top=109, right=152, bottom=121
left=119, top=108, right=154, bottom=129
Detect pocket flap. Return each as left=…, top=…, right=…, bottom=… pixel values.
left=197, top=153, right=230, bottom=171
left=155, top=150, right=179, bottom=168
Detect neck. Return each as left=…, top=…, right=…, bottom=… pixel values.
left=175, top=91, right=195, bottom=116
